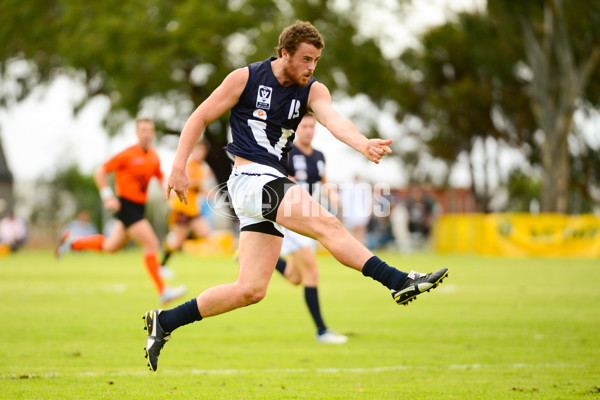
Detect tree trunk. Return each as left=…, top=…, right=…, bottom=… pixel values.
left=520, top=1, right=600, bottom=213
left=467, top=146, right=488, bottom=213
left=540, top=127, right=569, bottom=212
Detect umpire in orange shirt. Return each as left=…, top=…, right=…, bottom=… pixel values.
left=56, top=119, right=187, bottom=305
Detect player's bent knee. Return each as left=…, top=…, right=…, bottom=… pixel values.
left=244, top=291, right=266, bottom=305
left=102, top=244, right=121, bottom=254
left=238, top=285, right=267, bottom=306
left=287, top=275, right=302, bottom=286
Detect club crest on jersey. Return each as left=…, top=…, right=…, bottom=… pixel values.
left=253, top=109, right=267, bottom=120
left=256, top=85, right=272, bottom=110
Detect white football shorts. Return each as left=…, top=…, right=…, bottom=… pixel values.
left=227, top=163, right=293, bottom=237
left=281, top=228, right=317, bottom=255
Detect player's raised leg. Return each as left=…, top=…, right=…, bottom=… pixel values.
left=276, top=185, right=448, bottom=305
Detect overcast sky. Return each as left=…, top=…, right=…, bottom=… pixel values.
left=0, top=0, right=487, bottom=186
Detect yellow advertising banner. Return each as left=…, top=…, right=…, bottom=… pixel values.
left=433, top=213, right=600, bottom=257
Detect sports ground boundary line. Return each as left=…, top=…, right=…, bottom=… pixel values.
left=2, top=362, right=586, bottom=379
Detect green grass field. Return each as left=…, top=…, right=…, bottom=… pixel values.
left=1, top=249, right=599, bottom=399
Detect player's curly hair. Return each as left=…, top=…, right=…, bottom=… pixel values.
left=276, top=21, right=324, bottom=57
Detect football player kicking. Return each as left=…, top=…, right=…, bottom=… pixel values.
left=143, top=21, right=448, bottom=371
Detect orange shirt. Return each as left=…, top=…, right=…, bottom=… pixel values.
left=103, top=145, right=163, bottom=204
left=169, top=159, right=210, bottom=216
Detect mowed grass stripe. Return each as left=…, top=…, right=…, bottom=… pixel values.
left=0, top=361, right=589, bottom=379
left=1, top=249, right=599, bottom=399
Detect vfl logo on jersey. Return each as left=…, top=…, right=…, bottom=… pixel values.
left=256, top=85, right=272, bottom=109
left=253, top=109, right=267, bottom=120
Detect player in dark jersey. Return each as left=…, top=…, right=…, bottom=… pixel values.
left=276, top=112, right=347, bottom=343
left=142, top=21, right=448, bottom=371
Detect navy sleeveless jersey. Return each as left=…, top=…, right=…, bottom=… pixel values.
left=225, top=57, right=316, bottom=175
left=288, top=145, right=325, bottom=198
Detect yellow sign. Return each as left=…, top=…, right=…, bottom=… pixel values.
left=433, top=213, right=600, bottom=257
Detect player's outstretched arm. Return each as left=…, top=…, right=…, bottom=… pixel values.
left=308, top=82, right=392, bottom=164
left=167, top=68, right=249, bottom=203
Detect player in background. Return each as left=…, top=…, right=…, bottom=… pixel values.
left=275, top=112, right=347, bottom=344
left=143, top=21, right=448, bottom=371
left=160, top=140, right=212, bottom=278
left=55, top=119, right=187, bottom=305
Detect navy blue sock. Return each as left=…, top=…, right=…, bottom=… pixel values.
left=362, top=256, right=408, bottom=290
left=275, top=257, right=287, bottom=275
left=158, top=298, right=202, bottom=333
left=304, top=286, right=327, bottom=334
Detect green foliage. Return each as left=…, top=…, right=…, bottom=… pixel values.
left=54, top=165, right=104, bottom=229
left=505, top=169, right=541, bottom=212
left=398, top=12, right=536, bottom=211
left=398, top=1, right=600, bottom=212
left=31, top=164, right=102, bottom=231
left=1, top=250, right=599, bottom=399
left=569, top=131, right=600, bottom=213
left=488, top=0, right=600, bottom=212
left=489, top=0, right=600, bottom=98
left=0, top=0, right=397, bottom=134
left=0, top=0, right=399, bottom=186
left=2, top=0, right=599, bottom=211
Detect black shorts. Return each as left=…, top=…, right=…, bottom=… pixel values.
left=116, top=197, right=146, bottom=228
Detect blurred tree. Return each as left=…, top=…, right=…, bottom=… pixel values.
left=397, top=12, right=537, bottom=212
left=30, top=165, right=102, bottom=234
left=569, top=123, right=600, bottom=213
left=487, top=0, right=600, bottom=213
left=54, top=166, right=102, bottom=226
left=4, top=0, right=598, bottom=216
left=505, top=169, right=541, bottom=213
left=0, top=0, right=399, bottom=186
left=397, top=0, right=600, bottom=213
